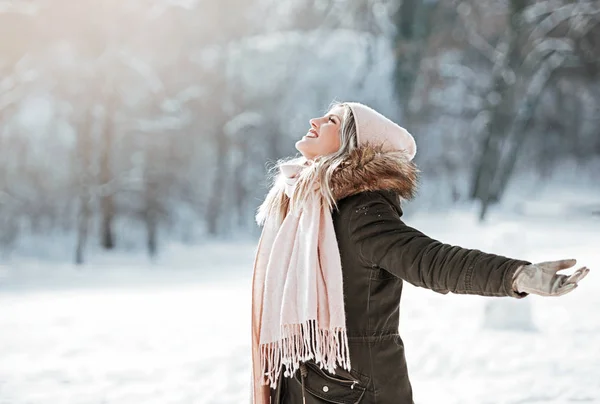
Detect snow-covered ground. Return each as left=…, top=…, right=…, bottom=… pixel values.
left=0, top=202, right=598, bottom=404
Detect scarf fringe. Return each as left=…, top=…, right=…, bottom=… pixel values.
left=259, top=319, right=351, bottom=389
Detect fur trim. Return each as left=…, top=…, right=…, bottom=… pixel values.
left=330, top=143, right=419, bottom=202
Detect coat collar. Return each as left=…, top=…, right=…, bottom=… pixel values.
left=329, top=144, right=419, bottom=202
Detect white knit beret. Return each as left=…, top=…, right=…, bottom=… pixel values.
left=346, top=102, right=417, bottom=161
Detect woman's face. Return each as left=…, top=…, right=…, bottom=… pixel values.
left=295, top=105, right=345, bottom=160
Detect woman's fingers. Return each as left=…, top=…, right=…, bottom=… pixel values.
left=555, top=283, right=578, bottom=296
left=565, top=267, right=590, bottom=284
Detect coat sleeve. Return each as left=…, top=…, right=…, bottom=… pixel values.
left=349, top=193, right=530, bottom=298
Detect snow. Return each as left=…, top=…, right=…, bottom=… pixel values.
left=0, top=205, right=598, bottom=404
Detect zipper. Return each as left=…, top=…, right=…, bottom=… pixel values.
left=300, top=362, right=308, bottom=404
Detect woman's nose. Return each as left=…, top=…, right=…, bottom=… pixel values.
left=310, top=118, right=318, bottom=128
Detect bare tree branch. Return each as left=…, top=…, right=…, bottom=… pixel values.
left=528, top=2, right=600, bottom=42
left=522, top=37, right=573, bottom=69
left=522, top=0, right=566, bottom=23
left=456, top=1, right=503, bottom=64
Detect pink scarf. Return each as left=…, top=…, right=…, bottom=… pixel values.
left=250, top=161, right=351, bottom=403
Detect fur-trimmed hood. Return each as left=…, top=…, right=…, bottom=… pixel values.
left=329, top=144, right=418, bottom=202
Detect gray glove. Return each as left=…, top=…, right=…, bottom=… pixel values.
left=512, top=259, right=590, bottom=297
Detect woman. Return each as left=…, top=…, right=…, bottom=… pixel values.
left=250, top=101, right=590, bottom=404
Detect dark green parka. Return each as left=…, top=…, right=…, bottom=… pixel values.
left=269, top=145, right=530, bottom=404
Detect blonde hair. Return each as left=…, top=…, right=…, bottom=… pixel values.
left=256, top=102, right=358, bottom=226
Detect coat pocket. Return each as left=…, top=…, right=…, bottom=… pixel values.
left=290, top=360, right=366, bottom=404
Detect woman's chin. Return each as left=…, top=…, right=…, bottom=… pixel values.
left=295, top=139, right=307, bottom=152
left=296, top=137, right=320, bottom=160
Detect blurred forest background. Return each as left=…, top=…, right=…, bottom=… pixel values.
left=0, top=0, right=598, bottom=264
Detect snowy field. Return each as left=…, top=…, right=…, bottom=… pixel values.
left=0, top=200, right=598, bottom=404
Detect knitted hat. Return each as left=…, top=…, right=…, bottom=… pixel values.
left=346, top=102, right=417, bottom=161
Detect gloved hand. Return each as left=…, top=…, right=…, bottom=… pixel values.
left=512, top=259, right=590, bottom=297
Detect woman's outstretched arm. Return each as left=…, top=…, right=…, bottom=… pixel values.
left=349, top=192, right=530, bottom=298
